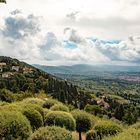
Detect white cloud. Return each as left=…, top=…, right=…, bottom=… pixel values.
left=0, top=0, right=140, bottom=65
left=1, top=0, right=140, bottom=39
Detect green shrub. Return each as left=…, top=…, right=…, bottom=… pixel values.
left=104, top=127, right=140, bottom=140
left=43, top=99, right=62, bottom=109
left=0, top=101, right=8, bottom=106
left=66, top=104, right=75, bottom=111
left=0, top=89, right=15, bottom=102
left=0, top=110, right=31, bottom=140
left=89, top=121, right=122, bottom=140
left=50, top=104, right=69, bottom=112
left=43, top=108, right=50, bottom=116
left=0, top=103, right=22, bottom=112
left=0, top=103, right=44, bottom=131
left=29, top=126, right=73, bottom=140
left=44, top=111, right=76, bottom=131
left=131, top=122, right=140, bottom=129
left=22, top=98, right=45, bottom=106
left=84, top=104, right=102, bottom=116
left=21, top=103, right=44, bottom=119
left=22, top=108, right=43, bottom=131
left=71, top=110, right=92, bottom=140
left=86, top=130, right=99, bottom=140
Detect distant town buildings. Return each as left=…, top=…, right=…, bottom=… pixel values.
left=97, top=99, right=110, bottom=110
left=12, top=66, right=20, bottom=72
left=1, top=72, right=13, bottom=78
left=0, top=62, right=33, bottom=78
left=23, top=67, right=33, bottom=74
left=0, top=62, right=6, bottom=72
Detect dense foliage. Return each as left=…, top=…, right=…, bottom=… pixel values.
left=0, top=110, right=32, bottom=140
left=0, top=57, right=140, bottom=140
left=29, top=126, right=73, bottom=140
left=50, top=104, right=69, bottom=112
left=22, top=108, right=43, bottom=130
left=43, top=99, right=61, bottom=109
left=104, top=122, right=140, bottom=140
left=44, top=111, right=76, bottom=131
left=86, top=121, right=122, bottom=140
left=84, top=104, right=102, bottom=116
left=71, top=110, right=92, bottom=140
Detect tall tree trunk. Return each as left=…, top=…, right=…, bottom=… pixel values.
left=79, top=132, right=82, bottom=140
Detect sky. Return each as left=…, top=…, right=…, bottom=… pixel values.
left=0, top=0, right=140, bottom=66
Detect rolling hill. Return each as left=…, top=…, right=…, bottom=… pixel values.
left=34, top=64, right=140, bottom=75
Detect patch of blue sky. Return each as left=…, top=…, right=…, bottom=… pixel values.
left=100, top=39, right=121, bottom=44
left=89, top=37, right=121, bottom=44
left=64, top=40, right=78, bottom=49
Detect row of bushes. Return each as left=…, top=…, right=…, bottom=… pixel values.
left=0, top=98, right=124, bottom=140
left=0, top=109, right=73, bottom=140
left=0, top=98, right=73, bottom=140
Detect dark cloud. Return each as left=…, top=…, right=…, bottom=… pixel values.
left=40, top=32, right=60, bottom=50
left=2, top=11, right=40, bottom=39
left=64, top=28, right=84, bottom=44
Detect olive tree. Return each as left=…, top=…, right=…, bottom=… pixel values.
left=71, top=110, right=92, bottom=140
left=29, top=126, right=73, bottom=140
left=44, top=111, right=76, bottom=131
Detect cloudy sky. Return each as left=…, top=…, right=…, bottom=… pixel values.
left=0, top=0, right=140, bottom=66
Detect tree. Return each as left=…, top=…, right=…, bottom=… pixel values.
left=114, top=104, right=124, bottom=121
left=123, top=106, right=138, bottom=125
left=84, top=104, right=102, bottom=116
left=22, top=108, right=43, bottom=131
left=0, top=110, right=31, bottom=139
left=0, top=0, right=6, bottom=3
left=0, top=88, right=15, bottom=102
left=123, top=112, right=135, bottom=125
left=71, top=110, right=92, bottom=140
left=44, top=111, right=76, bottom=131
left=86, top=121, right=122, bottom=140
left=29, top=126, right=73, bottom=140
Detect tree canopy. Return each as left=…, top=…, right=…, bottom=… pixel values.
left=0, top=0, right=6, bottom=3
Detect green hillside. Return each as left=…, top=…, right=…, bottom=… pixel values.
left=0, top=56, right=140, bottom=140
left=0, top=56, right=91, bottom=108
left=0, top=56, right=50, bottom=93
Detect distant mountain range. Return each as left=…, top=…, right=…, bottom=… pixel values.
left=33, top=64, right=140, bottom=76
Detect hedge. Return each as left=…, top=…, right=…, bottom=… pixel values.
left=44, top=111, right=76, bottom=131
left=50, top=104, right=69, bottom=112
left=22, top=108, right=43, bottom=131
left=29, top=126, right=73, bottom=140
left=0, top=110, right=32, bottom=140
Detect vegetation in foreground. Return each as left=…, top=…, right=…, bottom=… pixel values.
left=0, top=97, right=140, bottom=140
left=0, top=57, right=140, bottom=140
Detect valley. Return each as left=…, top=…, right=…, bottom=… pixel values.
left=0, top=57, right=140, bottom=140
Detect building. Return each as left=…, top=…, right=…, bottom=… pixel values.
left=23, top=67, right=33, bottom=74
left=12, top=66, right=20, bottom=72
left=0, top=62, right=6, bottom=72
left=0, top=63, right=6, bottom=66
left=97, top=99, right=110, bottom=110
left=2, top=72, right=13, bottom=78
